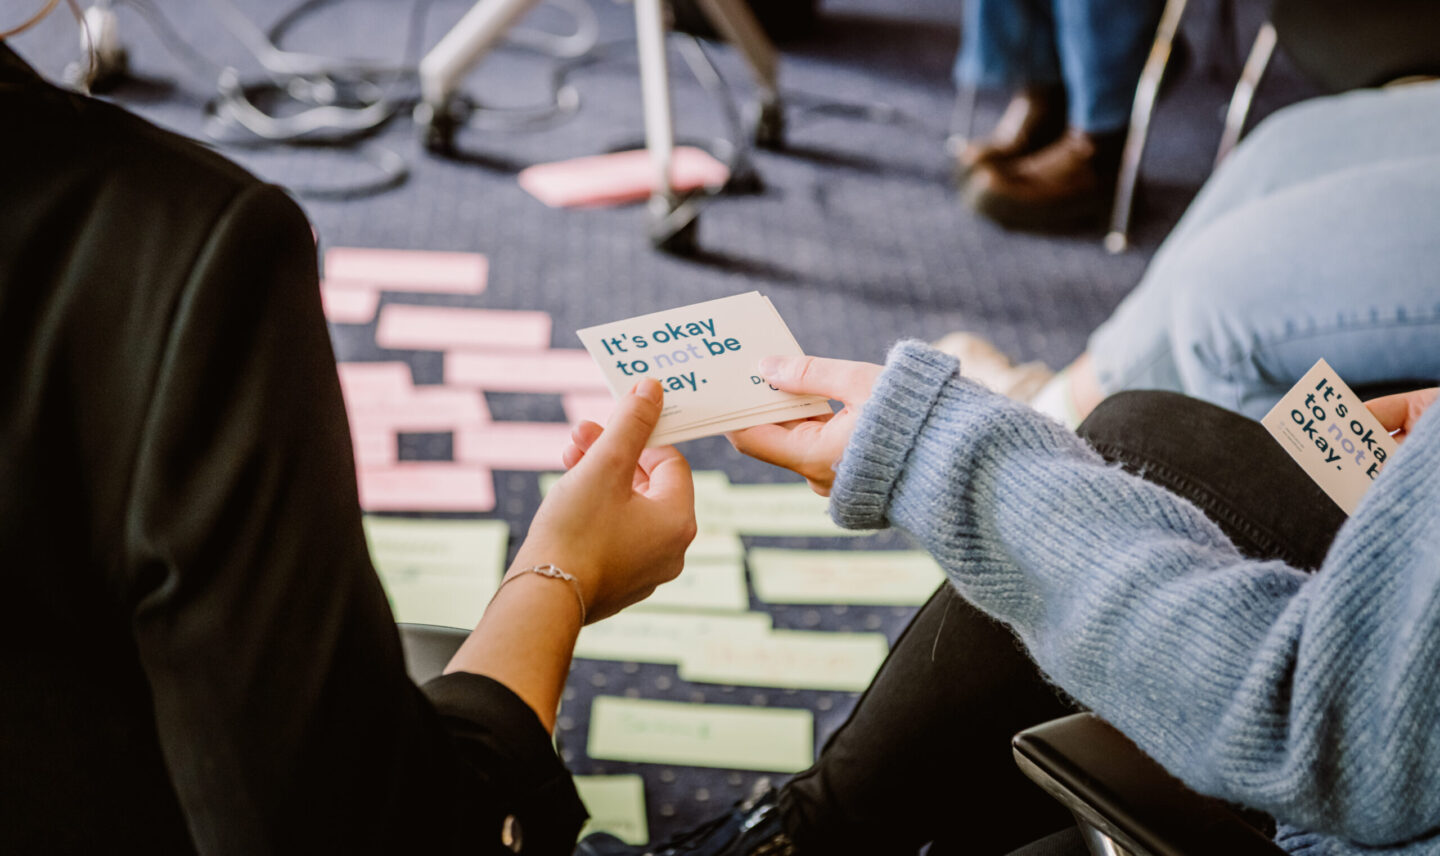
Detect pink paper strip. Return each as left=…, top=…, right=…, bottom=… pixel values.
left=337, top=362, right=414, bottom=407
left=345, top=387, right=491, bottom=433
left=445, top=349, right=608, bottom=392
left=518, top=146, right=731, bottom=209
left=454, top=423, right=574, bottom=470
left=562, top=392, right=616, bottom=427
left=350, top=425, right=396, bottom=467
left=320, top=283, right=381, bottom=324
left=324, top=247, right=488, bottom=294
left=375, top=305, right=552, bottom=352
left=357, top=463, right=496, bottom=512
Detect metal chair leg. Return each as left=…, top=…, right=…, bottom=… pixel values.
left=635, top=0, right=699, bottom=252
left=694, top=0, right=784, bottom=147
left=1105, top=0, right=1189, bottom=254
left=945, top=83, right=980, bottom=157
left=1078, top=821, right=1138, bottom=856
left=1214, top=21, right=1276, bottom=167
left=415, top=0, right=543, bottom=150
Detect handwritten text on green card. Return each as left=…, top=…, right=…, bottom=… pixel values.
left=363, top=516, right=509, bottom=573
left=634, top=557, right=749, bottom=613
left=364, top=517, right=509, bottom=628
left=749, top=549, right=944, bottom=605
left=679, top=629, right=888, bottom=692
left=588, top=697, right=813, bottom=772
left=575, top=611, right=772, bottom=664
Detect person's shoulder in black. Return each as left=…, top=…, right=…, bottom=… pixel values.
left=0, top=43, right=584, bottom=856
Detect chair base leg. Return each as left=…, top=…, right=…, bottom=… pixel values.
left=1214, top=21, right=1276, bottom=167
left=1106, top=0, right=1189, bottom=253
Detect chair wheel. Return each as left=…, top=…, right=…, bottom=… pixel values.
left=753, top=101, right=786, bottom=150
left=415, top=102, right=458, bottom=155
left=651, top=203, right=701, bottom=255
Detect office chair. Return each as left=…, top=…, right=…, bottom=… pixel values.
left=417, top=0, right=783, bottom=253
left=1013, top=713, right=1285, bottom=856
left=399, top=623, right=469, bottom=684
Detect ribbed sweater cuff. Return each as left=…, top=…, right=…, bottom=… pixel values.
left=831, top=340, right=959, bottom=529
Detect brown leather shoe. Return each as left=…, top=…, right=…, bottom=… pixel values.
left=962, top=127, right=1125, bottom=231
left=954, top=85, right=1067, bottom=178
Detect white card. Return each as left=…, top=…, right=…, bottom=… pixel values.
left=1260, top=358, right=1398, bottom=515
left=649, top=399, right=835, bottom=446
left=577, top=292, right=832, bottom=445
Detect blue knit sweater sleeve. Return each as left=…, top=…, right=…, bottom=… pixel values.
left=830, top=341, right=1440, bottom=854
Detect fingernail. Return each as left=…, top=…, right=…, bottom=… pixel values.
left=758, top=356, right=783, bottom=379
left=635, top=378, right=662, bottom=403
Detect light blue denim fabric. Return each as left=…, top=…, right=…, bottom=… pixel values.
left=953, top=0, right=1162, bottom=132
left=1087, top=82, right=1440, bottom=419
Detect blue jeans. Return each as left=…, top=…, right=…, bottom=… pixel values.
left=1088, top=82, right=1440, bottom=419
left=953, top=0, right=1163, bottom=133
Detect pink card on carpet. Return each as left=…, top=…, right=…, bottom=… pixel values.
left=321, top=283, right=382, bottom=324
left=337, top=362, right=414, bottom=406
left=562, top=392, right=616, bottom=427
left=375, top=305, right=553, bottom=352
left=445, top=349, right=608, bottom=392
left=453, top=423, right=575, bottom=471
left=518, top=146, right=730, bottom=209
left=345, top=387, right=490, bottom=433
left=350, top=425, right=397, bottom=467
left=357, top=463, right=496, bottom=512
left=324, top=247, right=488, bottom=294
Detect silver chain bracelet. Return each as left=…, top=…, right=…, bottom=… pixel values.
left=495, top=564, right=587, bottom=625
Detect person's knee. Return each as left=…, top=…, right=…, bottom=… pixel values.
left=1262, top=84, right=1440, bottom=141
left=1078, top=389, right=1201, bottom=450
left=1162, top=265, right=1253, bottom=398
left=1219, top=86, right=1440, bottom=193
left=1241, top=95, right=1340, bottom=153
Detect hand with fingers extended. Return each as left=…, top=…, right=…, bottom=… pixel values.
left=517, top=378, right=697, bottom=624
left=1365, top=387, right=1439, bottom=443
left=726, top=355, right=883, bottom=496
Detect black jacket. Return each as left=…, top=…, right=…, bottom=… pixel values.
left=0, top=44, right=584, bottom=855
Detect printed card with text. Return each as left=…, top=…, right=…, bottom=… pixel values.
left=1261, top=359, right=1398, bottom=515
left=577, top=292, right=832, bottom=445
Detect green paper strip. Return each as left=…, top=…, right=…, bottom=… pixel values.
left=633, top=557, right=749, bottom=613
left=749, top=548, right=944, bottom=605
left=588, top=697, right=813, bottom=772
left=574, top=775, right=648, bottom=845
left=678, top=629, right=888, bottom=692
left=575, top=611, right=772, bottom=664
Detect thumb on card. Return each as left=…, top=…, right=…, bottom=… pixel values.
left=582, top=378, right=664, bottom=476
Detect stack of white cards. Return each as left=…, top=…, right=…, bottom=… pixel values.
left=577, top=292, right=834, bottom=446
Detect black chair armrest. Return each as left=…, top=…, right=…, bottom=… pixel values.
left=1013, top=713, right=1285, bottom=856
left=398, top=623, right=469, bottom=685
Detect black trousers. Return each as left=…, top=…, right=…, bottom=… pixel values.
left=776, top=391, right=1348, bottom=855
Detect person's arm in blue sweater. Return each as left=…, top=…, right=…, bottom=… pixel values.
left=734, top=342, right=1440, bottom=851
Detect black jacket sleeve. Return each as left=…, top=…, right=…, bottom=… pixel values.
left=119, top=181, right=585, bottom=855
